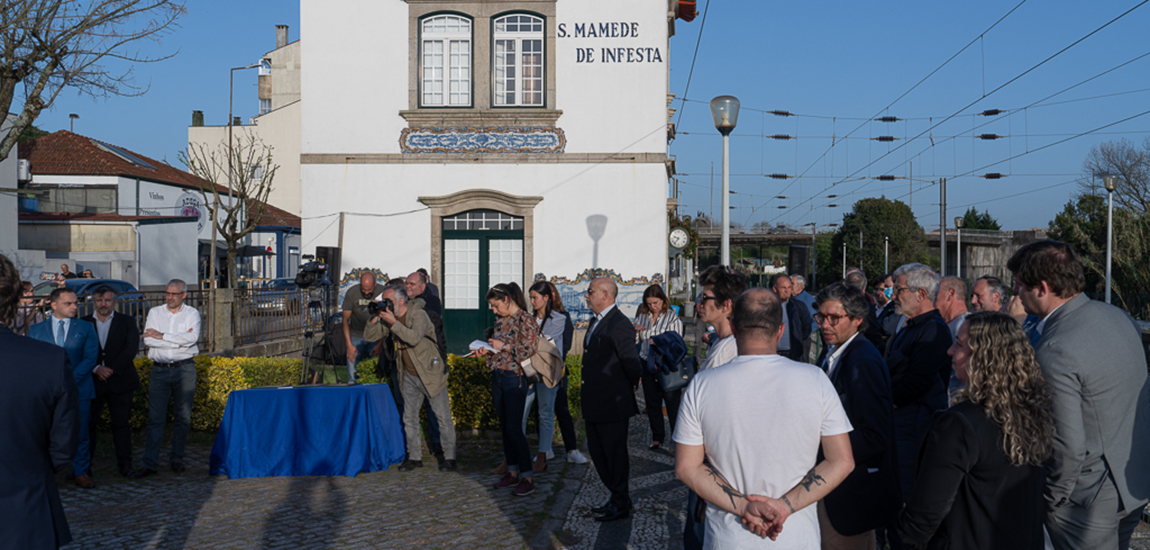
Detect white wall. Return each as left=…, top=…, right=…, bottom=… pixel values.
left=0, top=114, right=19, bottom=258
left=137, top=221, right=198, bottom=287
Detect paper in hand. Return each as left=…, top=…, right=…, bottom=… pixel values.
left=469, top=340, right=498, bottom=353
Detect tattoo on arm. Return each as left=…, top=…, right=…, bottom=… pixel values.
left=799, top=468, right=826, bottom=492
left=781, top=495, right=795, bottom=514
left=704, top=466, right=744, bottom=511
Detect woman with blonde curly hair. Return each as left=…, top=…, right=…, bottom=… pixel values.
left=898, top=311, right=1054, bottom=550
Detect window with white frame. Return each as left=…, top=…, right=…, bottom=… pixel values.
left=493, top=14, right=544, bottom=107
left=421, top=15, right=472, bottom=107
left=258, top=98, right=271, bottom=115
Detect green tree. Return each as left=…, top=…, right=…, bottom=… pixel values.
left=960, top=207, right=1001, bottom=230
left=16, top=124, right=47, bottom=143
left=820, top=197, right=932, bottom=289
left=1049, top=194, right=1150, bottom=318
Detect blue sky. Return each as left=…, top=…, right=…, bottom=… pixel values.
left=28, top=0, right=1150, bottom=231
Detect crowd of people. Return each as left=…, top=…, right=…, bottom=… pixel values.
left=4, top=237, right=1149, bottom=549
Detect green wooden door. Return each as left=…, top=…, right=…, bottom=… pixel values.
left=441, top=211, right=524, bottom=355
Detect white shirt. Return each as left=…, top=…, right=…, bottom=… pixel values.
left=824, top=332, right=860, bottom=380
left=635, top=310, right=684, bottom=360
left=674, top=354, right=853, bottom=549
left=587, top=303, right=616, bottom=339
left=94, top=312, right=115, bottom=368
left=699, top=335, right=737, bottom=372
left=144, top=303, right=201, bottom=362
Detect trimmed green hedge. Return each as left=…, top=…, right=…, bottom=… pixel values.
left=94, top=354, right=582, bottom=433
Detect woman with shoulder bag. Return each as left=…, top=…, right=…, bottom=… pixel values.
left=634, top=284, right=683, bottom=451
left=519, top=280, right=567, bottom=473
left=475, top=282, right=538, bottom=497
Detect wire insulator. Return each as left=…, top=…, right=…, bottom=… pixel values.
left=769, top=134, right=794, bottom=140
left=981, top=173, right=1006, bottom=179
left=872, top=136, right=897, bottom=142
left=768, top=110, right=794, bottom=117
left=766, top=173, right=791, bottom=179
left=874, top=175, right=897, bottom=181
left=979, top=109, right=1004, bottom=116
left=977, top=134, right=1004, bottom=140
left=874, top=116, right=902, bottom=122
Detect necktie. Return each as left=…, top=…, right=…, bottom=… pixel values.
left=584, top=315, right=599, bottom=347
left=56, top=319, right=65, bottom=346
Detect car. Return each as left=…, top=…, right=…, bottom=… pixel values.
left=33, top=279, right=149, bottom=321
left=249, top=278, right=303, bottom=316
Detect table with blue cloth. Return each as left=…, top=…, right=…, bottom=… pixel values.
left=209, top=384, right=406, bottom=479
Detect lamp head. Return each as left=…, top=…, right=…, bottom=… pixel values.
left=954, top=216, right=963, bottom=228
left=1103, top=174, right=1119, bottom=192
left=709, top=96, right=740, bottom=136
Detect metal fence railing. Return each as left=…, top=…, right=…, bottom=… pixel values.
left=232, top=287, right=309, bottom=345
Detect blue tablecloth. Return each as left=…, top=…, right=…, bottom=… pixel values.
left=209, top=384, right=405, bottom=479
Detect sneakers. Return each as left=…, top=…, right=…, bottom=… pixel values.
left=398, top=459, right=423, bottom=471
left=546, top=451, right=555, bottom=460
left=493, top=473, right=519, bottom=489
left=513, top=477, right=535, bottom=496
left=567, top=450, right=589, bottom=464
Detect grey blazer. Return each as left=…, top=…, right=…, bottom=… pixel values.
left=1036, top=293, right=1150, bottom=512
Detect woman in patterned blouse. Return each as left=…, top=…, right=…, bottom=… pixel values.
left=633, top=284, right=684, bottom=451
left=477, top=282, right=539, bottom=497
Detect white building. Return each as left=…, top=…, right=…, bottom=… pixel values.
left=301, top=0, right=692, bottom=351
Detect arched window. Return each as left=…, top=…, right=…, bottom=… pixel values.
left=492, top=14, right=544, bottom=107
left=421, top=14, right=472, bottom=107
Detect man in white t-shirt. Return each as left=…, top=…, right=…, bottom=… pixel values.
left=675, top=288, right=856, bottom=548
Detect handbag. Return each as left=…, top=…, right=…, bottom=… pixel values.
left=648, top=331, right=694, bottom=392
left=521, top=335, right=565, bottom=388
left=658, top=354, right=697, bottom=392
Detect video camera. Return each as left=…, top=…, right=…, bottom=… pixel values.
left=295, top=259, right=331, bottom=289
left=368, top=298, right=394, bottom=316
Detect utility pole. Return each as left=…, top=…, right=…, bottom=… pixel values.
left=884, top=236, right=889, bottom=273
left=859, top=232, right=863, bottom=272
left=842, top=241, right=846, bottom=279
left=939, top=177, right=947, bottom=277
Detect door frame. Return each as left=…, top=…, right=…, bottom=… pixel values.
left=441, top=230, right=524, bottom=354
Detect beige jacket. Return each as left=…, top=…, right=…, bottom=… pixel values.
left=364, top=299, right=448, bottom=398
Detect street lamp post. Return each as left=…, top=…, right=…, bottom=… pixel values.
left=1104, top=174, right=1119, bottom=304
left=842, top=241, right=847, bottom=279
left=954, top=216, right=963, bottom=279
left=884, top=236, right=889, bottom=273
left=710, top=96, right=740, bottom=267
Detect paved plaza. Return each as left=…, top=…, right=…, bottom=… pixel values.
left=58, top=396, right=1150, bottom=550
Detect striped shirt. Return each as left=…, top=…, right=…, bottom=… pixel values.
left=635, top=310, right=684, bottom=360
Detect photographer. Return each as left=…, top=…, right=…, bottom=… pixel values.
left=341, top=272, right=383, bottom=383
left=365, top=285, right=457, bottom=472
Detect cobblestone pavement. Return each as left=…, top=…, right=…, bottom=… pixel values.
left=57, top=407, right=1150, bottom=550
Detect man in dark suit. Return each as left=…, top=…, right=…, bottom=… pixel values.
left=581, top=277, right=642, bottom=522
left=0, top=253, right=79, bottom=549
left=770, top=273, right=813, bottom=362
left=29, top=287, right=99, bottom=489
left=815, top=283, right=901, bottom=549
left=82, top=285, right=141, bottom=477
left=1008, top=241, right=1150, bottom=550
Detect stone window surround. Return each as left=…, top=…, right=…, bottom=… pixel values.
left=402, top=0, right=560, bottom=128
left=418, top=188, right=543, bottom=292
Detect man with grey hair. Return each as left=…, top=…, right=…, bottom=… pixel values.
left=790, top=274, right=816, bottom=315
left=133, top=279, right=201, bottom=478
left=366, top=284, right=457, bottom=472
left=970, top=275, right=1009, bottom=312
left=886, top=263, right=951, bottom=525
left=935, top=277, right=970, bottom=338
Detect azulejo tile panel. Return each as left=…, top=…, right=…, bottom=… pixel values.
left=400, top=126, right=566, bottom=154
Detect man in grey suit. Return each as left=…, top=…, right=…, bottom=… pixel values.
left=1007, top=240, right=1150, bottom=550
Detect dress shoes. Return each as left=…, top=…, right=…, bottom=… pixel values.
left=129, top=467, right=159, bottom=479
left=170, top=461, right=186, bottom=473
left=118, top=464, right=134, bottom=478
left=438, top=459, right=458, bottom=471
left=398, top=459, right=423, bottom=471
left=74, top=474, right=95, bottom=489
left=594, top=503, right=630, bottom=522
left=591, top=502, right=611, bottom=514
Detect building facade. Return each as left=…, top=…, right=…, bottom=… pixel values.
left=301, top=0, right=689, bottom=351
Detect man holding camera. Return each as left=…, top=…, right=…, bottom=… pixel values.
left=365, top=285, right=457, bottom=472
left=342, top=272, right=383, bottom=383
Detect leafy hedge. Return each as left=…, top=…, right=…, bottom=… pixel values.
left=94, top=354, right=582, bottom=433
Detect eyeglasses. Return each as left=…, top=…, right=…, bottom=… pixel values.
left=894, top=286, right=915, bottom=295
left=165, top=292, right=185, bottom=296
left=699, top=295, right=718, bottom=304
left=814, top=313, right=850, bottom=326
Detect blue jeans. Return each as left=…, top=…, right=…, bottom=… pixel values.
left=346, top=337, right=377, bottom=383
left=522, top=381, right=559, bottom=454
left=73, top=399, right=92, bottom=476
left=143, top=360, right=196, bottom=470
left=492, top=369, right=532, bottom=478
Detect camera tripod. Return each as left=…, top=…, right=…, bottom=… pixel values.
left=299, top=285, right=338, bottom=385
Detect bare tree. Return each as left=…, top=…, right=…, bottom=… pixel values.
left=180, top=134, right=279, bottom=288
left=1079, top=137, right=1150, bottom=216
left=0, top=0, right=185, bottom=158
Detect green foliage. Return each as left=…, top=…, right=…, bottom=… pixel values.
left=1049, top=194, right=1150, bottom=318
left=820, top=197, right=932, bottom=287
left=960, top=207, right=1002, bottom=230
left=446, top=353, right=584, bottom=431
left=17, top=125, right=48, bottom=144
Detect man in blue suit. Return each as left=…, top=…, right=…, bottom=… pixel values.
left=29, top=287, right=99, bottom=489
left=0, top=254, right=78, bottom=549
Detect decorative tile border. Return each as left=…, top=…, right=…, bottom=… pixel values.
left=535, top=269, right=664, bottom=328
left=337, top=268, right=390, bottom=306
left=400, top=126, right=566, bottom=154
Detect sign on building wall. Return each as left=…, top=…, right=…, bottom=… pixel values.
left=539, top=269, right=664, bottom=328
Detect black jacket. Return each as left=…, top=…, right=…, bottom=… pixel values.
left=82, top=312, right=141, bottom=394
left=885, top=309, right=951, bottom=410
left=818, top=334, right=902, bottom=536
left=898, top=401, right=1045, bottom=550
left=580, top=306, right=642, bottom=423
left=782, top=298, right=813, bottom=361
left=0, top=326, right=78, bottom=549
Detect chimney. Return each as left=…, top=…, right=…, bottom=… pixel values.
left=192, top=110, right=204, bottom=127
left=276, top=25, right=289, bottom=49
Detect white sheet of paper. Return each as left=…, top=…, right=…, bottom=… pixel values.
left=469, top=340, right=498, bottom=353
